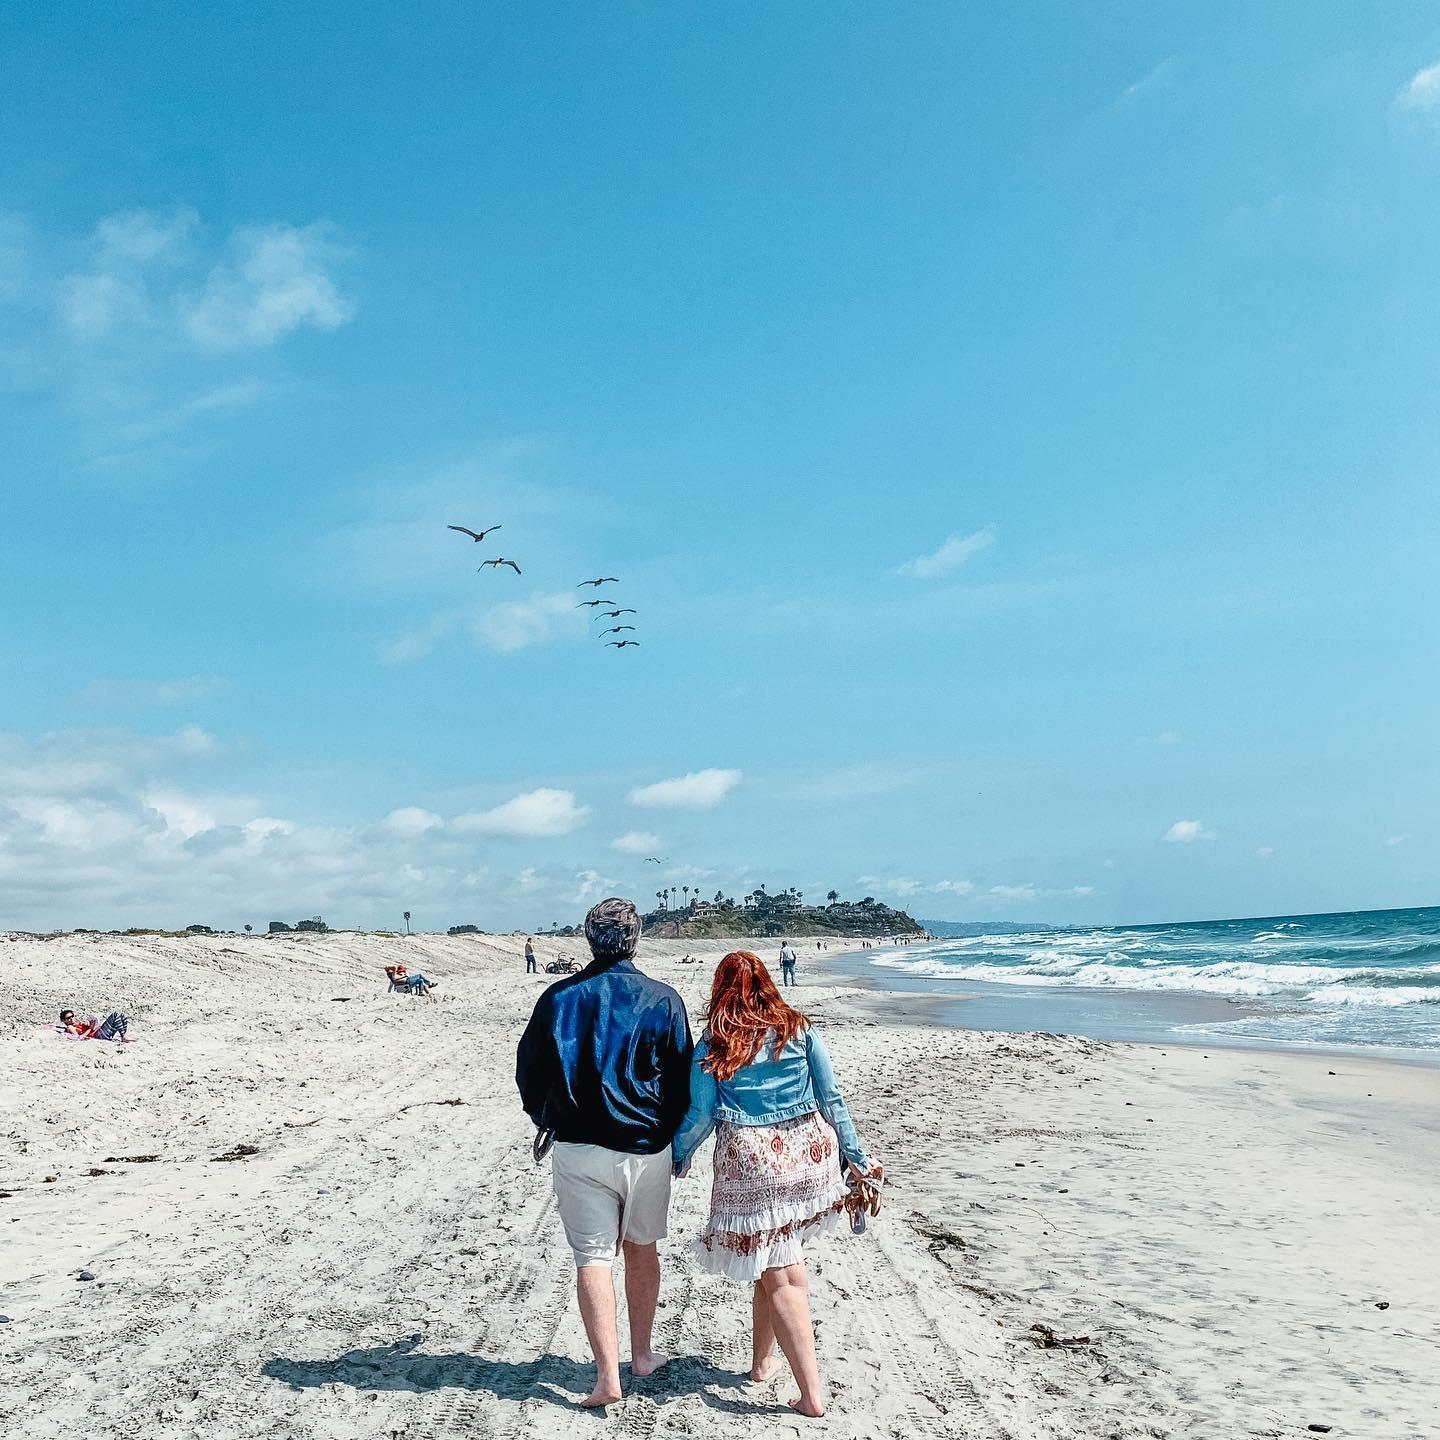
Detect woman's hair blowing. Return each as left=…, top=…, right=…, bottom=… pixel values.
left=702, top=950, right=809, bottom=1080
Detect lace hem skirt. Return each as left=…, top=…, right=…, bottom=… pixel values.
left=697, top=1112, right=849, bottom=1284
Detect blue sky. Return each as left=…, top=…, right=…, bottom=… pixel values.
left=4, top=3, right=1440, bottom=931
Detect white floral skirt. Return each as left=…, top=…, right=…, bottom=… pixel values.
left=697, top=1112, right=849, bottom=1284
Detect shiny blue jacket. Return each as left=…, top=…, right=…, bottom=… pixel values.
left=515, top=957, right=693, bottom=1155
left=671, top=1026, right=869, bottom=1175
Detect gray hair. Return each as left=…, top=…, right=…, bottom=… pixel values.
left=583, top=897, right=643, bottom=960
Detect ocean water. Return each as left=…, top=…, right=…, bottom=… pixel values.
left=860, top=906, right=1440, bottom=1060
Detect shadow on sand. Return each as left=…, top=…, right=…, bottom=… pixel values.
left=262, top=1336, right=782, bottom=1416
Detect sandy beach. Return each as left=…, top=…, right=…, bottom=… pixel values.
left=1, top=929, right=1436, bottom=1439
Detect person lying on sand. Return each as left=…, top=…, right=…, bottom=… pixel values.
left=57, top=1008, right=130, bottom=1042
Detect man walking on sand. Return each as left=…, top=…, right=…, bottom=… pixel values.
left=516, top=897, right=693, bottom=1407
left=779, top=938, right=797, bottom=987
left=524, top=936, right=537, bottom=973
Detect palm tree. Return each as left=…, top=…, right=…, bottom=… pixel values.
left=243, top=923, right=252, bottom=933
left=656, top=890, right=664, bottom=913
left=827, top=890, right=839, bottom=905
left=682, top=885, right=691, bottom=906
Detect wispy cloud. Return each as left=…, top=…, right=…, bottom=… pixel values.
left=1163, top=819, right=1216, bottom=843
left=1394, top=61, right=1440, bottom=125
left=182, top=223, right=353, bottom=351
left=382, top=591, right=589, bottom=663
left=611, top=830, right=662, bottom=854
left=1120, top=57, right=1177, bottom=102
left=75, top=675, right=228, bottom=707
left=628, top=768, right=742, bottom=810
left=897, top=526, right=995, bottom=579
left=1137, top=730, right=1183, bottom=747
left=1384, top=833, right=1410, bottom=848
left=989, top=883, right=1038, bottom=901
left=453, top=787, right=589, bottom=839
left=931, top=879, right=974, bottom=896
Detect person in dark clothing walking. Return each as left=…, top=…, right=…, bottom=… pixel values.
left=516, top=897, right=693, bottom=1407
left=524, top=936, right=537, bottom=973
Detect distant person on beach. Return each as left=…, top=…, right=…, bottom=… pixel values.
left=516, top=897, right=694, bottom=1407
left=525, top=937, right=537, bottom=973
left=58, top=1008, right=129, bottom=1041
left=779, top=940, right=797, bottom=986
left=671, top=951, right=878, bottom=1420
left=384, top=964, right=436, bottom=996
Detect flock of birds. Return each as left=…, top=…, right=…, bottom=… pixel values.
left=448, top=523, right=641, bottom=648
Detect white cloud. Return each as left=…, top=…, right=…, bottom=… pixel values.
left=75, top=675, right=227, bottom=707
left=1384, top=834, right=1411, bottom=848
left=0, top=727, right=624, bottom=931
left=931, top=879, right=975, bottom=896
left=897, top=526, right=995, bottom=579
left=1068, top=885, right=1095, bottom=896
left=182, top=223, right=352, bottom=351
left=56, top=206, right=197, bottom=341
left=572, top=869, right=606, bottom=904
left=1395, top=62, right=1440, bottom=120
left=1256, top=846, right=1274, bottom=859
left=989, top=884, right=1038, bottom=901
left=470, top=592, right=589, bottom=655
left=453, top=788, right=589, bottom=839
left=1163, top=819, right=1215, bottom=843
left=628, top=768, right=742, bottom=810
left=382, top=807, right=443, bottom=837
left=383, top=592, right=588, bottom=663
left=612, top=831, right=662, bottom=854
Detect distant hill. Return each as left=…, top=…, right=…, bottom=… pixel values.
left=642, top=892, right=925, bottom=940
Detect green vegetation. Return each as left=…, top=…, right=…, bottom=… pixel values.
left=641, top=885, right=924, bottom=940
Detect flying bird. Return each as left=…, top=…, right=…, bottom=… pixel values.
left=577, top=577, right=620, bottom=587
left=600, top=608, right=637, bottom=618
left=601, top=626, right=636, bottom=635
left=575, top=598, right=612, bottom=609
left=607, top=639, right=640, bottom=648
left=644, top=856, right=667, bottom=865
left=448, top=524, right=502, bottom=542
left=479, top=558, right=521, bottom=574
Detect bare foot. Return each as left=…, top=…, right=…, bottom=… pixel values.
left=789, top=1396, right=826, bottom=1419
left=749, top=1355, right=783, bottom=1384
left=630, top=1350, right=670, bottom=1379
left=581, top=1382, right=623, bottom=1408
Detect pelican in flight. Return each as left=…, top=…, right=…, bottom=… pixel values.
left=575, top=598, right=612, bottom=609
left=577, top=577, right=620, bottom=587
left=601, top=626, right=636, bottom=636
left=644, top=856, right=667, bottom=865
left=607, top=639, right=640, bottom=648
left=480, top=558, right=521, bottom=574
left=448, top=524, right=502, bottom=542
left=599, top=608, right=636, bottom=619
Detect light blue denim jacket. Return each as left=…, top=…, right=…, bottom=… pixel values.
left=671, top=1025, right=869, bottom=1175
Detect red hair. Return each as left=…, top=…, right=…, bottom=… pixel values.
left=702, top=950, right=809, bottom=1081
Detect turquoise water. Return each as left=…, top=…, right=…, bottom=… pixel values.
left=863, top=906, right=1440, bottom=1057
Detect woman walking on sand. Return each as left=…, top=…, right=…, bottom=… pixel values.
left=671, top=951, right=877, bottom=1419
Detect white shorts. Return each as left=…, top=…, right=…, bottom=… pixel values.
left=551, top=1141, right=673, bottom=1268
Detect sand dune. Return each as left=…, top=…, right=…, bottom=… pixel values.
left=1, top=929, right=1436, bottom=1438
